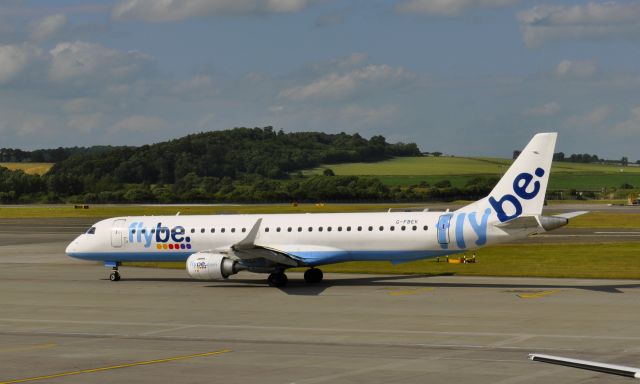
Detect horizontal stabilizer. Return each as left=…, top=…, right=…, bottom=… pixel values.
left=553, top=211, right=588, bottom=219
left=529, top=353, right=640, bottom=378
left=495, top=215, right=539, bottom=230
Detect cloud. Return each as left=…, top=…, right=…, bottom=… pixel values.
left=31, top=13, right=67, bottom=42
left=67, top=113, right=104, bottom=133
left=613, top=105, right=640, bottom=135
left=111, top=115, right=167, bottom=132
left=314, top=10, right=346, bottom=27
left=172, top=74, right=214, bottom=96
left=395, top=0, right=518, bottom=16
left=48, top=41, right=153, bottom=86
left=567, top=105, right=611, bottom=127
left=112, top=0, right=310, bottom=22
left=523, top=101, right=560, bottom=117
left=0, top=43, right=43, bottom=84
left=555, top=60, right=597, bottom=79
left=518, top=2, right=640, bottom=46
left=280, top=64, right=415, bottom=101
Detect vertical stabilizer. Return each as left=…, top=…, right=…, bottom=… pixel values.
left=458, top=133, right=557, bottom=222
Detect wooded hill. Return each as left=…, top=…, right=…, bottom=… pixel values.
left=0, top=127, right=431, bottom=203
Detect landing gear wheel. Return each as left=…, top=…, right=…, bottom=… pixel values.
left=109, top=271, right=121, bottom=282
left=304, top=268, right=323, bottom=284
left=267, top=272, right=288, bottom=287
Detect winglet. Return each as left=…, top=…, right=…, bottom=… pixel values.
left=233, top=218, right=262, bottom=251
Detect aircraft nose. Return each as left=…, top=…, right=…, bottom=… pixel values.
left=65, top=235, right=81, bottom=256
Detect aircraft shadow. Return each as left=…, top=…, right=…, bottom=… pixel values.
left=203, top=274, right=640, bottom=296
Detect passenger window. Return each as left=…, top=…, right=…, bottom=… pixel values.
left=368, top=226, right=373, bottom=231
left=190, top=228, right=195, bottom=233
left=131, top=229, right=136, bottom=234
left=265, top=228, right=270, bottom=232
left=347, top=226, right=351, bottom=231
left=211, top=228, right=215, bottom=233
left=338, top=226, right=342, bottom=232
left=308, top=227, right=313, bottom=232
left=412, top=225, right=417, bottom=231
left=357, top=226, right=362, bottom=231
left=151, top=229, right=156, bottom=234
left=298, top=227, right=302, bottom=232
left=201, top=228, right=205, bottom=233
left=288, top=227, right=292, bottom=232
left=379, top=226, right=384, bottom=231
left=319, top=227, right=323, bottom=232
left=327, top=227, right=332, bottom=232
left=141, top=229, right=146, bottom=234
left=277, top=227, right=281, bottom=232
left=423, top=225, right=428, bottom=231
left=390, top=226, right=395, bottom=231
left=221, top=228, right=226, bottom=233
left=401, top=226, right=406, bottom=231
left=242, top=228, right=246, bottom=233
left=231, top=228, right=236, bottom=233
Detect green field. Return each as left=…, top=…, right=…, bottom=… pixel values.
left=305, top=157, right=640, bottom=190
left=0, top=203, right=420, bottom=219
left=0, top=162, right=53, bottom=175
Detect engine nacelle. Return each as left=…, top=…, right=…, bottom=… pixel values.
left=186, top=252, right=239, bottom=280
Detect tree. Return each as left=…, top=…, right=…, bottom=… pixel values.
left=323, top=168, right=335, bottom=176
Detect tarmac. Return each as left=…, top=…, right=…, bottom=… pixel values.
left=0, top=213, right=639, bottom=383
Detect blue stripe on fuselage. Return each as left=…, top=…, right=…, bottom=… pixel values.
left=68, top=249, right=463, bottom=266
left=67, top=252, right=192, bottom=262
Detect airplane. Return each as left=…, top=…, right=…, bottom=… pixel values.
left=66, top=132, right=583, bottom=287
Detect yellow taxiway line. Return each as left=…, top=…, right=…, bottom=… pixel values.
left=0, top=349, right=232, bottom=384
left=387, top=287, right=436, bottom=296
left=517, top=290, right=561, bottom=299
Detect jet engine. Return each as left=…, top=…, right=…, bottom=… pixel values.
left=186, top=252, right=241, bottom=280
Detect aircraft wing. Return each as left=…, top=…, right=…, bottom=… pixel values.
left=229, top=218, right=304, bottom=267
left=529, top=353, right=640, bottom=378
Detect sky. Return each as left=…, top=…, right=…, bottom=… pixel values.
left=0, top=0, right=639, bottom=159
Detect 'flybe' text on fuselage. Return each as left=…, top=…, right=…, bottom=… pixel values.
left=128, top=222, right=192, bottom=249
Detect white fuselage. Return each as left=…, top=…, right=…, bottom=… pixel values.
left=66, top=209, right=529, bottom=266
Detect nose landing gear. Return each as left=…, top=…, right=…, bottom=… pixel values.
left=105, top=261, right=121, bottom=282
left=109, top=270, right=121, bottom=281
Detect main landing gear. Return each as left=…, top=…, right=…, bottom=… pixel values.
left=304, top=268, right=323, bottom=284
left=266, top=268, right=324, bottom=287
left=267, top=272, right=288, bottom=287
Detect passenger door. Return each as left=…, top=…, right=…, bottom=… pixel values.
left=436, top=214, right=452, bottom=246
left=111, top=219, right=125, bottom=248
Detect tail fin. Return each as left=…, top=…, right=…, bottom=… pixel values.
left=459, top=133, right=557, bottom=221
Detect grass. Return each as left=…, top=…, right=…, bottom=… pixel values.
left=305, top=157, right=640, bottom=189
left=127, top=243, right=640, bottom=280
left=0, top=203, right=420, bottom=219
left=0, top=162, right=54, bottom=175
left=315, top=243, right=640, bottom=280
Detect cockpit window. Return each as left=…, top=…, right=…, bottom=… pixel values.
left=85, top=227, right=96, bottom=235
